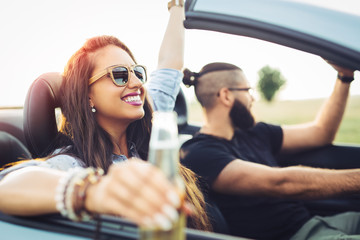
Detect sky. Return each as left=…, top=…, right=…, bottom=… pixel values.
left=0, top=0, right=359, bottom=107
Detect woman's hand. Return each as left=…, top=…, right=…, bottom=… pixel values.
left=85, top=159, right=181, bottom=230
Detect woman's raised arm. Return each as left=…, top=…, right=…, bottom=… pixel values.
left=157, top=2, right=185, bottom=70
left=147, top=1, right=185, bottom=111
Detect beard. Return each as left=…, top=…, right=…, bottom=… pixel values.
left=229, top=99, right=255, bottom=130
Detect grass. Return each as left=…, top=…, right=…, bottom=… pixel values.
left=187, top=95, right=360, bottom=144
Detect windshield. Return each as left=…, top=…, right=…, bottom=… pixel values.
left=192, top=0, right=360, bottom=52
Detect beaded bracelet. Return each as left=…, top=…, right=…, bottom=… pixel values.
left=55, top=168, right=83, bottom=218
left=73, top=168, right=104, bottom=221
left=55, top=167, right=104, bottom=222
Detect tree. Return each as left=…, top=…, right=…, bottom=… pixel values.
left=257, top=65, right=286, bottom=102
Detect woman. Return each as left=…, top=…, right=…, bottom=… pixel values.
left=0, top=2, right=211, bottom=231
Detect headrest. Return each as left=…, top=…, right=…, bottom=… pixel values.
left=0, top=131, right=31, bottom=166
left=23, top=72, right=62, bottom=158
left=174, top=88, right=188, bottom=129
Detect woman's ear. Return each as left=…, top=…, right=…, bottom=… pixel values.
left=89, top=97, right=94, bottom=108
left=218, top=88, right=234, bottom=107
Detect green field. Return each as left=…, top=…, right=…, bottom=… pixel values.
left=188, top=95, right=360, bottom=144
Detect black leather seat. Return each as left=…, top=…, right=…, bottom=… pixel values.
left=0, top=131, right=31, bottom=167
left=23, top=72, right=62, bottom=158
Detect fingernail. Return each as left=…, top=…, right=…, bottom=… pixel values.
left=162, top=204, right=179, bottom=222
left=154, top=213, right=172, bottom=231
left=142, top=216, right=154, bottom=228
left=166, top=191, right=180, bottom=208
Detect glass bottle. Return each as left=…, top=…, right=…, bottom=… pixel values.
left=140, top=111, right=186, bottom=240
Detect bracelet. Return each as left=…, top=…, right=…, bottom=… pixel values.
left=55, top=167, right=104, bottom=222
left=337, top=73, right=354, bottom=83
left=55, top=168, right=82, bottom=218
left=73, top=168, right=104, bottom=221
left=168, top=0, right=184, bottom=11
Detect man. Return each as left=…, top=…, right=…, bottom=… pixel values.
left=180, top=62, right=359, bottom=239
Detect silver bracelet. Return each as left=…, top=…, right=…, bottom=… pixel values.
left=55, top=167, right=104, bottom=222
left=55, top=167, right=83, bottom=218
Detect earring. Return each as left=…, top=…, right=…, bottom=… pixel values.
left=91, top=106, right=96, bottom=113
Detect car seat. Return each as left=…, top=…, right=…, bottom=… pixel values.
left=0, top=131, right=31, bottom=167
left=23, top=72, right=62, bottom=158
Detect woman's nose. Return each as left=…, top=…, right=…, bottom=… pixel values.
left=127, top=71, right=143, bottom=88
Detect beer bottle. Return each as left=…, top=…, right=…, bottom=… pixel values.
left=140, top=111, right=186, bottom=240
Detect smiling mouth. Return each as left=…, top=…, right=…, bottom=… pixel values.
left=122, top=95, right=143, bottom=105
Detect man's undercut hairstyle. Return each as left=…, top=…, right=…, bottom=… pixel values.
left=183, top=62, right=243, bottom=109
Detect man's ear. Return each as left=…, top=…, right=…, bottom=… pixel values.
left=218, top=88, right=234, bottom=107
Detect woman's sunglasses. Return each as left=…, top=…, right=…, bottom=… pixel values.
left=89, top=64, right=147, bottom=87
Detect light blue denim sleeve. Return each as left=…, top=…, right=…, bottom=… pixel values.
left=0, top=155, right=84, bottom=181
left=147, top=68, right=183, bottom=112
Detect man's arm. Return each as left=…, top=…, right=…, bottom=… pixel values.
left=281, top=64, right=354, bottom=153
left=213, top=159, right=360, bottom=199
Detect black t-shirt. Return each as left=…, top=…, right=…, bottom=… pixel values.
left=180, top=122, right=311, bottom=240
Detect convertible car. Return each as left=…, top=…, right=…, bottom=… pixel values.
left=0, top=0, right=359, bottom=239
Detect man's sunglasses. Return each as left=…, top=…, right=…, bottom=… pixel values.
left=217, top=87, right=254, bottom=96
left=89, top=64, right=147, bottom=87
left=228, top=87, right=254, bottom=95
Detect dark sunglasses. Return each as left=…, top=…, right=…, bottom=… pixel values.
left=217, top=87, right=254, bottom=96
left=228, top=87, right=254, bottom=95
left=89, top=64, right=147, bottom=87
